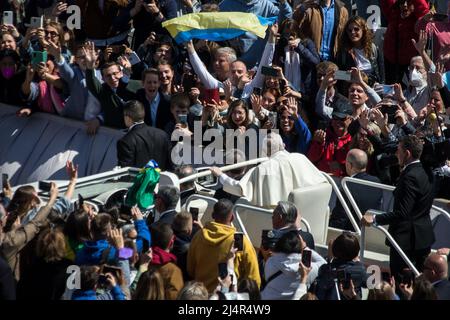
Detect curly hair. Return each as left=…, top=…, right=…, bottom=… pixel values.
left=342, top=16, right=374, bottom=59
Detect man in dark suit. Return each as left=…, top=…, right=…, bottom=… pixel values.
left=135, top=68, right=174, bottom=130
left=330, top=148, right=382, bottom=231
left=117, top=100, right=171, bottom=170
left=422, top=253, right=450, bottom=300
left=152, top=185, right=180, bottom=227
left=362, top=135, right=435, bottom=278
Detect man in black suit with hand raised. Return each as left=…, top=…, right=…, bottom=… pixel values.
left=362, top=135, right=435, bottom=278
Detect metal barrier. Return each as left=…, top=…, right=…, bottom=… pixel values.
left=340, top=177, right=450, bottom=277
left=184, top=193, right=218, bottom=208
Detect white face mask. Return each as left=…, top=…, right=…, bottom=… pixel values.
left=409, top=68, right=426, bottom=87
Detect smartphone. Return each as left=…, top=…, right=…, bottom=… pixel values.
left=234, top=232, right=244, bottom=251
left=399, top=269, right=414, bottom=286
left=381, top=271, right=391, bottom=283
left=182, top=73, right=197, bottom=93
left=382, top=85, right=395, bottom=96
left=334, top=70, right=352, bottom=82
left=127, top=51, right=141, bottom=65
left=2, top=174, right=9, bottom=189
left=98, top=274, right=108, bottom=286
left=38, top=180, right=52, bottom=192
left=218, top=262, right=228, bottom=279
left=31, top=51, right=48, bottom=66
left=30, top=16, right=44, bottom=29
left=102, top=265, right=123, bottom=281
left=261, top=66, right=279, bottom=77
left=189, top=207, right=199, bottom=222
left=178, top=114, right=188, bottom=125
left=379, top=104, right=398, bottom=124
left=337, top=269, right=351, bottom=289
left=261, top=229, right=276, bottom=250
left=301, top=249, right=312, bottom=268
left=2, top=11, right=14, bottom=25
left=268, top=111, right=277, bottom=129
left=252, top=87, right=262, bottom=96
left=433, top=13, right=448, bottom=22
left=203, top=88, right=220, bottom=105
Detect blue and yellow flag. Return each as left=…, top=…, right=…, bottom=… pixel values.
left=162, top=12, right=277, bottom=44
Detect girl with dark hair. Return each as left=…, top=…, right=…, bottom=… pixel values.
left=314, top=231, right=368, bottom=300
left=0, top=182, right=59, bottom=280
left=63, top=205, right=94, bottom=261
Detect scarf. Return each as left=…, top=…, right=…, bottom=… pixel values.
left=37, top=80, right=65, bottom=115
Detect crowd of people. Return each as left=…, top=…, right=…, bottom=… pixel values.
left=1, top=0, right=450, bottom=300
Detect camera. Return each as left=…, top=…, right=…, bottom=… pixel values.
left=261, top=229, right=278, bottom=250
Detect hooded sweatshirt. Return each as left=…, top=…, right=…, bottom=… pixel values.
left=187, top=221, right=261, bottom=293
left=151, top=246, right=184, bottom=300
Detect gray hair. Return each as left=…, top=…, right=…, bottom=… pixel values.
left=275, top=201, right=298, bottom=224
left=262, top=132, right=285, bottom=157
left=215, top=47, right=237, bottom=64
left=157, top=185, right=180, bottom=209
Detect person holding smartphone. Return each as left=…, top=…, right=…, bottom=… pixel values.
left=261, top=230, right=325, bottom=300
left=187, top=199, right=261, bottom=293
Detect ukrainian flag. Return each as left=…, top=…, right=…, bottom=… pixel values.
left=162, top=12, right=277, bottom=44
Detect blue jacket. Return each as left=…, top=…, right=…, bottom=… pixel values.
left=134, top=219, right=151, bottom=254
left=75, top=219, right=151, bottom=265
left=75, top=239, right=118, bottom=266
left=281, top=115, right=312, bottom=154
left=57, top=59, right=103, bottom=120
left=219, top=0, right=292, bottom=67
left=71, top=286, right=126, bottom=300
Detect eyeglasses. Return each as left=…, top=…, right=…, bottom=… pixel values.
left=45, top=30, right=59, bottom=38
left=347, top=27, right=361, bottom=33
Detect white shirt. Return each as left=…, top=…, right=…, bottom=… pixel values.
left=353, top=48, right=372, bottom=72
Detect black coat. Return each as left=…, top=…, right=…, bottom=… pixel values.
left=434, top=279, right=450, bottom=300
left=0, top=256, right=16, bottom=300
left=330, top=172, right=383, bottom=231
left=136, top=89, right=174, bottom=131
left=16, top=258, right=72, bottom=300
left=116, top=122, right=171, bottom=170
left=376, top=162, right=435, bottom=251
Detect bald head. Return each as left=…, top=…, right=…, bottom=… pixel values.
left=424, top=253, right=448, bottom=282
left=346, top=149, right=368, bottom=175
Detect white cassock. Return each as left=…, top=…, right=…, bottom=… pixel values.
left=219, top=151, right=327, bottom=208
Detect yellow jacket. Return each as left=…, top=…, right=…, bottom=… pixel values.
left=187, top=221, right=261, bottom=293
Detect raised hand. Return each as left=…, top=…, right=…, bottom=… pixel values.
left=66, top=160, right=78, bottom=181
left=411, top=29, right=428, bottom=54
left=313, top=129, right=326, bottom=145
left=250, top=93, right=262, bottom=114
left=46, top=39, right=62, bottom=60
left=82, top=41, right=98, bottom=69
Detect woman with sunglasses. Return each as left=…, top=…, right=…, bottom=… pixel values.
left=336, top=16, right=384, bottom=87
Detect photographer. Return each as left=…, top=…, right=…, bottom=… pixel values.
left=313, top=232, right=367, bottom=300
left=71, top=265, right=126, bottom=300
left=261, top=230, right=324, bottom=300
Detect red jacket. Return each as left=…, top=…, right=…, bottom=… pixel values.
left=381, top=0, right=429, bottom=65
left=307, top=128, right=352, bottom=177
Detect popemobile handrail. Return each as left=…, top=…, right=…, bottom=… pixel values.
left=320, top=172, right=362, bottom=234
left=178, top=158, right=268, bottom=185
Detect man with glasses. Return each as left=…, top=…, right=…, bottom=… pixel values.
left=83, top=41, right=136, bottom=130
